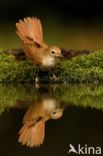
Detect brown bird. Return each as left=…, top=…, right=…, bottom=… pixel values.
left=18, top=98, right=63, bottom=148
left=16, top=17, right=63, bottom=83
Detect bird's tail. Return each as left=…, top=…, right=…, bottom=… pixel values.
left=16, top=17, right=43, bottom=46
left=18, top=120, right=45, bottom=147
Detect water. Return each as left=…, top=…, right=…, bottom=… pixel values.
left=0, top=84, right=103, bottom=156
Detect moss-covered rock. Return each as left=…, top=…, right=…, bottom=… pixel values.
left=0, top=49, right=103, bottom=83
left=57, top=50, right=103, bottom=83
left=0, top=49, right=36, bottom=83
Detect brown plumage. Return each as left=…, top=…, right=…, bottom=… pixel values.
left=16, top=17, right=63, bottom=68
left=18, top=98, right=63, bottom=148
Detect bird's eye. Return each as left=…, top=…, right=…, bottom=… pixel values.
left=51, top=51, right=55, bottom=54
left=52, top=111, right=57, bottom=115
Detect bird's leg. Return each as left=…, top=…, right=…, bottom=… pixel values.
left=50, top=69, right=60, bottom=81
left=35, top=68, right=40, bottom=88
left=35, top=69, right=40, bottom=82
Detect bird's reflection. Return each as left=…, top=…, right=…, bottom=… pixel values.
left=18, top=97, right=64, bottom=148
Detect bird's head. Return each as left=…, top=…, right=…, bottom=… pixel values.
left=42, top=98, right=63, bottom=120
left=49, top=46, right=63, bottom=58
left=50, top=108, right=63, bottom=119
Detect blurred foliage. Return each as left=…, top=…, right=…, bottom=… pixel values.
left=0, top=84, right=103, bottom=115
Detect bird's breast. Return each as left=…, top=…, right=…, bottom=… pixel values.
left=41, top=56, right=55, bottom=67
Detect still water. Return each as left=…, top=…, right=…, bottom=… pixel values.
left=0, top=84, right=103, bottom=156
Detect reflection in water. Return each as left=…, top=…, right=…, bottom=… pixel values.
left=1, top=83, right=103, bottom=113
left=18, top=97, right=64, bottom=147
left=0, top=84, right=103, bottom=155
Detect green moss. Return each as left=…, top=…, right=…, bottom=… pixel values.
left=57, top=50, right=103, bottom=82
left=0, top=49, right=103, bottom=82
left=0, top=49, right=36, bottom=83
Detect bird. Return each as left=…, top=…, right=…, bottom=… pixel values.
left=18, top=97, right=63, bottom=148
left=16, top=17, right=63, bottom=83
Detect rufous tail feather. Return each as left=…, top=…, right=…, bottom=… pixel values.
left=18, top=120, right=45, bottom=147
left=16, top=17, right=43, bottom=46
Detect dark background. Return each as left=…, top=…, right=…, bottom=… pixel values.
left=0, top=0, right=103, bottom=49
left=0, top=0, right=103, bottom=22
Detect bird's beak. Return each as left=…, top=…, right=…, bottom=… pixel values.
left=51, top=109, right=63, bottom=119
left=58, top=53, right=64, bottom=58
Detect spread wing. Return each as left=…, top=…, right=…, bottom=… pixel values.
left=16, top=17, right=43, bottom=46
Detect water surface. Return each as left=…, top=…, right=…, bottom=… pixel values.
left=0, top=84, right=103, bottom=156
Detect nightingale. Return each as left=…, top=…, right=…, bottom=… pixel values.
left=16, top=17, right=63, bottom=83
left=18, top=98, right=63, bottom=147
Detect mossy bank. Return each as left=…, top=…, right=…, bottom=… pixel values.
left=0, top=49, right=103, bottom=83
